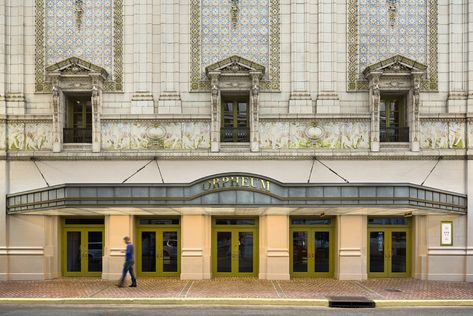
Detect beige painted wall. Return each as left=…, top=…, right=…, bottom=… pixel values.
left=181, top=214, right=211, bottom=280
left=337, top=215, right=366, bottom=280
left=259, top=215, right=290, bottom=280
left=102, top=215, right=133, bottom=280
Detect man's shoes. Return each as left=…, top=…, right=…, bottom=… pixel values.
left=129, top=284, right=137, bottom=287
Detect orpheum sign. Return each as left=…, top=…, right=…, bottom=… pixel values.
left=202, top=175, right=271, bottom=193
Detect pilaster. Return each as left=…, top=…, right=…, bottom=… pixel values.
left=337, top=215, right=366, bottom=280
left=181, top=214, right=211, bottom=280
left=209, top=72, right=220, bottom=153
left=316, top=0, right=339, bottom=113
left=468, top=0, right=473, bottom=111
left=466, top=160, right=473, bottom=282
left=130, top=0, right=154, bottom=114
left=259, top=215, right=290, bottom=280
left=102, top=215, right=134, bottom=280
left=5, top=0, right=25, bottom=115
left=367, top=72, right=381, bottom=152
left=288, top=0, right=312, bottom=114
left=447, top=0, right=467, bottom=113
left=0, top=160, right=7, bottom=280
left=157, top=0, right=181, bottom=114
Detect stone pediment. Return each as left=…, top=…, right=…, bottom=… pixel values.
left=205, top=55, right=265, bottom=77
left=363, top=55, right=427, bottom=78
left=46, top=56, right=109, bottom=79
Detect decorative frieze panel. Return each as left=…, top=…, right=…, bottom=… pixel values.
left=0, top=123, right=6, bottom=151
left=6, top=122, right=53, bottom=151
left=191, top=0, right=280, bottom=90
left=421, top=121, right=466, bottom=149
left=36, top=0, right=123, bottom=92
left=260, top=121, right=370, bottom=150
left=102, top=121, right=211, bottom=151
left=348, top=0, right=437, bottom=91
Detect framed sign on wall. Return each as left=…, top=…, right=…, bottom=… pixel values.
left=440, top=221, right=453, bottom=246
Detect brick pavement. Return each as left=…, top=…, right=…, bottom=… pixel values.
left=0, top=278, right=473, bottom=301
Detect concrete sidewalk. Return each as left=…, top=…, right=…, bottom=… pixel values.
left=1, top=278, right=473, bottom=307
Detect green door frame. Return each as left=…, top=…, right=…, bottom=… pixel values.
left=136, top=222, right=180, bottom=277
left=290, top=220, right=334, bottom=278
left=367, top=225, right=411, bottom=278
left=62, top=224, right=104, bottom=277
left=212, top=218, right=258, bottom=277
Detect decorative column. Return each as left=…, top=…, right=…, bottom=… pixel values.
left=316, top=0, right=339, bottom=113
left=130, top=0, right=154, bottom=114
left=447, top=0, right=467, bottom=113
left=157, top=0, right=182, bottom=114
left=209, top=72, right=220, bottom=152
left=288, top=0, right=312, bottom=114
left=51, top=84, right=63, bottom=153
left=91, top=85, right=102, bottom=153
left=467, top=0, right=473, bottom=282
left=5, top=0, right=25, bottom=115
left=468, top=0, right=473, bottom=112
left=367, top=72, right=381, bottom=152
left=250, top=72, right=261, bottom=152
left=410, top=72, right=422, bottom=152
left=0, top=0, right=6, bottom=279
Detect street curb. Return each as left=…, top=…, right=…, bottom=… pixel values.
left=0, top=298, right=329, bottom=307
left=1, top=298, right=473, bottom=307
left=374, top=300, right=473, bottom=307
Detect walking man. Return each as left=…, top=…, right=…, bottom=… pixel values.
left=118, top=236, right=137, bottom=288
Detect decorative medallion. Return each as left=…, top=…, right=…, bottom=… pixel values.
left=305, top=123, right=325, bottom=140
left=146, top=125, right=167, bottom=140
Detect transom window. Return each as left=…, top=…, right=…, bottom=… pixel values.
left=221, top=95, right=249, bottom=143
left=380, top=96, right=408, bottom=142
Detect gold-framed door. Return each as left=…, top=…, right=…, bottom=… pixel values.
left=62, top=226, right=104, bottom=277
left=136, top=225, right=180, bottom=277
left=290, top=227, right=334, bottom=278
left=368, top=227, right=411, bottom=278
left=212, top=218, right=258, bottom=277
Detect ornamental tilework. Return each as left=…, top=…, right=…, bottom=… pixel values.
left=201, top=0, right=269, bottom=79
left=348, top=0, right=437, bottom=91
left=0, top=124, right=5, bottom=150
left=358, top=0, right=427, bottom=75
left=259, top=121, right=370, bottom=150
left=36, top=0, right=123, bottom=92
left=420, top=121, right=466, bottom=149
left=102, top=122, right=211, bottom=151
left=45, top=0, right=113, bottom=75
left=191, top=0, right=280, bottom=90
left=6, top=123, right=53, bottom=151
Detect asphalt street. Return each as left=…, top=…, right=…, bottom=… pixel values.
left=0, top=305, right=473, bottom=316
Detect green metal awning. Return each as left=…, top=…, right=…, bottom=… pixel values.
left=6, top=173, right=467, bottom=216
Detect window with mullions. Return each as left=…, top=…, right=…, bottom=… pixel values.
left=380, top=96, right=408, bottom=142
left=64, top=94, right=92, bottom=143
left=221, top=95, right=249, bottom=143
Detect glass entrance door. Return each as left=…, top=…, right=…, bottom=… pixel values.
left=290, top=218, right=334, bottom=277
left=368, top=228, right=410, bottom=278
left=63, top=227, right=104, bottom=277
left=212, top=218, right=258, bottom=277
left=136, top=218, right=180, bottom=277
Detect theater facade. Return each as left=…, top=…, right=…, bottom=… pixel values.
left=1, top=0, right=473, bottom=282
